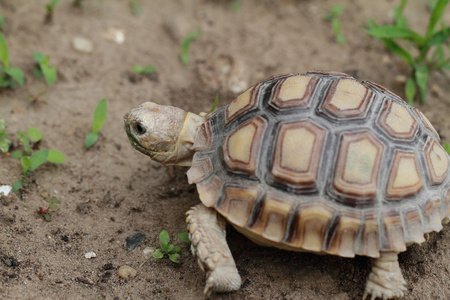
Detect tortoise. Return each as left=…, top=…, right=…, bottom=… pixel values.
left=123, top=71, right=450, bottom=299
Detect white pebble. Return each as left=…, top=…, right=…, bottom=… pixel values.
left=143, top=247, right=154, bottom=257
left=84, top=251, right=97, bottom=259
left=72, top=36, right=94, bottom=53
left=0, top=185, right=12, bottom=197
left=118, top=265, right=137, bottom=279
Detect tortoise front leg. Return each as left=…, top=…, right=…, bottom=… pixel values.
left=363, top=251, right=407, bottom=300
left=186, top=204, right=241, bottom=295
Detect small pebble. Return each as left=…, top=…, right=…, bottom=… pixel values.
left=0, top=185, right=12, bottom=197
left=126, top=233, right=147, bottom=250
left=104, top=27, right=125, bottom=44
left=72, top=36, right=94, bottom=53
left=118, top=265, right=137, bottom=280
left=143, top=247, right=154, bottom=257
left=84, top=251, right=96, bottom=259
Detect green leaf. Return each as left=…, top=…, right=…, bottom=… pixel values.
left=180, top=29, right=201, bottom=65
left=426, top=0, right=450, bottom=39
left=0, top=32, right=9, bottom=68
left=16, top=131, right=31, bottom=155
left=12, top=179, right=23, bottom=192
left=381, top=39, right=414, bottom=66
left=48, top=204, right=58, bottom=210
left=46, top=196, right=60, bottom=204
left=0, top=14, right=4, bottom=30
left=20, top=156, right=31, bottom=175
left=161, top=243, right=169, bottom=253
left=366, top=26, right=425, bottom=45
left=231, top=1, right=241, bottom=11
left=443, top=142, right=450, bottom=154
left=415, top=66, right=429, bottom=104
left=169, top=253, right=180, bottom=263
left=47, top=150, right=66, bottom=163
left=167, top=244, right=174, bottom=253
left=130, top=0, right=142, bottom=16
left=40, top=63, right=57, bottom=86
left=210, top=94, right=219, bottom=113
left=132, top=65, right=156, bottom=74
left=0, top=139, right=10, bottom=152
left=28, top=127, right=43, bottom=142
left=44, top=213, right=51, bottom=221
left=92, top=98, right=107, bottom=134
left=11, top=151, right=23, bottom=158
left=33, top=52, right=46, bottom=63
left=428, top=27, right=450, bottom=46
left=4, top=67, right=23, bottom=86
left=159, top=230, right=170, bottom=245
left=33, top=66, right=43, bottom=79
left=46, top=0, right=60, bottom=11
left=29, top=149, right=49, bottom=172
left=172, top=245, right=181, bottom=253
left=405, top=77, right=417, bottom=104
left=177, top=232, right=190, bottom=243
left=85, top=132, right=98, bottom=148
left=152, top=249, right=164, bottom=259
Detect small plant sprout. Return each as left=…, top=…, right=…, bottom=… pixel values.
left=209, top=94, right=219, bottom=113
left=153, top=230, right=190, bottom=263
left=85, top=98, right=107, bottom=148
left=180, top=29, right=202, bottom=65
left=132, top=65, right=156, bottom=75
left=130, top=1, right=142, bottom=16
left=36, top=196, right=61, bottom=221
left=231, top=1, right=241, bottom=11
left=0, top=13, right=4, bottom=30
left=444, top=142, right=450, bottom=154
left=45, top=0, right=60, bottom=23
left=0, top=32, right=24, bottom=88
left=323, top=5, right=346, bottom=45
left=366, top=0, right=450, bottom=104
left=11, top=127, right=66, bottom=192
left=0, top=118, right=11, bottom=153
left=33, top=52, right=57, bottom=86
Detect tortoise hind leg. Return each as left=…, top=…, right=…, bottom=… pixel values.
left=186, top=204, right=241, bottom=296
left=363, top=251, right=407, bottom=300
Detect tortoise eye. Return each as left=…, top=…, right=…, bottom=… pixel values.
left=134, top=122, right=146, bottom=135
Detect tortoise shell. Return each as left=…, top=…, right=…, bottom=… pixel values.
left=187, top=71, right=450, bottom=258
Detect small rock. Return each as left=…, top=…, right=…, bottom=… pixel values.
left=118, top=265, right=137, bottom=280
left=104, top=27, right=125, bottom=44
left=84, top=251, right=96, bottom=259
left=3, top=257, right=19, bottom=267
left=126, top=232, right=147, bottom=250
left=395, top=75, right=407, bottom=84
left=72, top=36, right=94, bottom=53
left=0, top=185, right=12, bottom=197
left=61, top=235, right=70, bottom=242
left=143, top=246, right=154, bottom=257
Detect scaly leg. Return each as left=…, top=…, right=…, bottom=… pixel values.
left=186, top=204, right=241, bottom=296
left=363, top=252, right=407, bottom=300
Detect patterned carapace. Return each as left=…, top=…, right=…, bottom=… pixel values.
left=187, top=71, right=450, bottom=258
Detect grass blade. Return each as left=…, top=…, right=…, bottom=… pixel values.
left=367, top=26, right=425, bottom=45
left=180, top=29, right=201, bottom=65
left=21, top=156, right=31, bottom=175
left=380, top=38, right=414, bottom=66
left=92, top=98, right=107, bottom=134
left=405, top=77, right=417, bottom=104
left=0, top=32, right=9, bottom=68
left=415, top=66, right=429, bottom=104
left=426, top=0, right=450, bottom=39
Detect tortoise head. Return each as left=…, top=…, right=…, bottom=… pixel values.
left=124, top=102, right=204, bottom=166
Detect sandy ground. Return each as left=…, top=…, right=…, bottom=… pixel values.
left=1, top=0, right=450, bottom=299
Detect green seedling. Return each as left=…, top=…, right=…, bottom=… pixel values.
left=231, top=1, right=241, bottom=11
left=323, top=5, right=346, bottom=45
left=0, top=13, right=4, bottom=30
left=45, top=0, right=60, bottom=23
left=0, top=118, right=11, bottom=153
left=11, top=127, right=65, bottom=192
left=130, top=1, right=142, bottom=16
left=153, top=230, right=190, bottom=263
left=366, top=0, right=450, bottom=104
left=0, top=33, right=24, bottom=88
left=180, top=29, right=202, bottom=65
left=132, top=65, right=156, bottom=74
left=209, top=94, right=219, bottom=113
left=85, top=98, right=107, bottom=148
left=444, top=142, right=450, bottom=154
left=36, top=196, right=60, bottom=221
left=33, top=52, right=57, bottom=86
